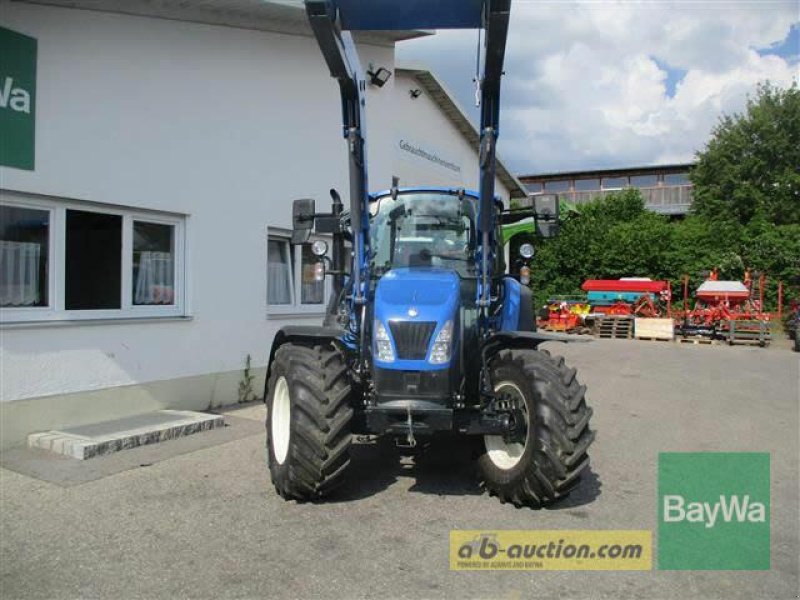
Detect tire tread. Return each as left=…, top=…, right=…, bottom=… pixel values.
left=266, top=343, right=353, bottom=500
left=479, top=349, right=594, bottom=508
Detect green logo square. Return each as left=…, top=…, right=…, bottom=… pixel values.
left=658, top=452, right=770, bottom=570
left=1, top=26, right=37, bottom=171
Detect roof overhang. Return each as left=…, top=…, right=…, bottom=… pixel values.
left=520, top=162, right=696, bottom=183
left=16, top=0, right=432, bottom=44
left=396, top=64, right=527, bottom=199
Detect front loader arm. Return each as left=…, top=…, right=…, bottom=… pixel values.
left=304, top=0, right=512, bottom=332
left=306, top=2, right=370, bottom=311
left=477, top=1, right=511, bottom=315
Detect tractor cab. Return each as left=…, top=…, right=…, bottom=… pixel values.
left=369, top=190, right=477, bottom=278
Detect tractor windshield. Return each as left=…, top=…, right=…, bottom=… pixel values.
left=370, top=192, right=476, bottom=277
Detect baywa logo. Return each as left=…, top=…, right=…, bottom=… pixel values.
left=0, top=26, right=37, bottom=170
left=663, top=494, right=766, bottom=528
left=0, top=75, right=31, bottom=113
left=658, top=452, right=770, bottom=570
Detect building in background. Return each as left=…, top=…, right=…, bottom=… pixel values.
left=392, top=65, right=522, bottom=196
left=0, top=0, right=525, bottom=448
left=520, top=163, right=694, bottom=215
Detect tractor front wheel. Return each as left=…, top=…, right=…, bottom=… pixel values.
left=266, top=342, right=353, bottom=500
left=478, top=349, right=595, bottom=508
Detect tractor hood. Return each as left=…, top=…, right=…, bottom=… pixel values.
left=375, top=268, right=460, bottom=319
left=373, top=268, right=460, bottom=368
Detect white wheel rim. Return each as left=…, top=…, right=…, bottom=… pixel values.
left=271, top=376, right=291, bottom=465
left=484, top=381, right=528, bottom=470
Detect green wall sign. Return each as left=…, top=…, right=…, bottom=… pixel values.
left=0, top=26, right=37, bottom=171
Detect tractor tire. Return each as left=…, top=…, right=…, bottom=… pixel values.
left=266, top=342, right=353, bottom=500
left=477, top=349, right=595, bottom=508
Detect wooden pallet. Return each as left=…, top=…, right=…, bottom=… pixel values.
left=724, top=319, right=771, bottom=347
left=637, top=336, right=673, bottom=342
left=597, top=316, right=633, bottom=339
left=678, top=337, right=720, bottom=345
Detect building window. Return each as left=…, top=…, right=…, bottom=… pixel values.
left=267, top=239, right=293, bottom=305
left=267, top=232, right=329, bottom=313
left=574, top=179, right=600, bottom=191
left=601, top=177, right=628, bottom=189
left=544, top=180, right=570, bottom=193
left=0, top=191, right=186, bottom=323
left=665, top=173, right=689, bottom=185
left=65, top=210, right=123, bottom=310
left=133, top=221, right=175, bottom=306
left=631, top=175, right=658, bottom=188
left=0, top=205, right=50, bottom=308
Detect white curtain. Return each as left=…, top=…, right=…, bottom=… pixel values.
left=134, top=251, right=174, bottom=305
left=0, top=240, right=41, bottom=306
left=268, top=240, right=292, bottom=304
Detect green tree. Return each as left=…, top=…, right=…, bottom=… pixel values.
left=691, top=82, right=800, bottom=226
left=529, top=189, right=667, bottom=306
left=524, top=85, right=800, bottom=312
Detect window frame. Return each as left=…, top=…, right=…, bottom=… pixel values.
left=0, top=190, right=187, bottom=323
left=266, top=228, right=331, bottom=317
left=664, top=173, right=690, bottom=186
left=543, top=180, right=571, bottom=193
left=0, top=196, right=56, bottom=318
left=600, top=177, right=629, bottom=190
left=128, top=214, right=185, bottom=318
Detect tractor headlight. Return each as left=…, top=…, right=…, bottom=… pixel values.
left=374, top=320, right=395, bottom=362
left=429, top=320, right=453, bottom=365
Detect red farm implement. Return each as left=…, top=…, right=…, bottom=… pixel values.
left=582, top=279, right=671, bottom=317
left=675, top=271, right=772, bottom=345
left=539, top=297, right=591, bottom=333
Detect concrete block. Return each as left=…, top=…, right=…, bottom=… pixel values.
left=27, top=410, right=224, bottom=460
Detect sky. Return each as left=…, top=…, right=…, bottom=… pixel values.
left=396, top=0, right=800, bottom=176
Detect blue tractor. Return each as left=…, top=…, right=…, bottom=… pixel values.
left=265, top=0, right=595, bottom=508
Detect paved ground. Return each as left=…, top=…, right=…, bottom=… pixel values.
left=1, top=339, right=798, bottom=599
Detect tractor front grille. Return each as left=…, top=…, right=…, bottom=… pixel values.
left=388, top=320, right=436, bottom=360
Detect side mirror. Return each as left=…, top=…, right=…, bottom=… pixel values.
left=291, top=198, right=315, bottom=244
left=532, top=193, right=559, bottom=221
left=531, top=193, right=559, bottom=238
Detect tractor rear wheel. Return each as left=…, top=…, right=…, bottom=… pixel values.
left=478, top=349, right=594, bottom=508
left=266, top=342, right=353, bottom=500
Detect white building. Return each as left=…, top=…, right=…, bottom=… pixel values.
left=0, top=0, right=525, bottom=448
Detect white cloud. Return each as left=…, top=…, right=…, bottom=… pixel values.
left=397, top=0, right=799, bottom=174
